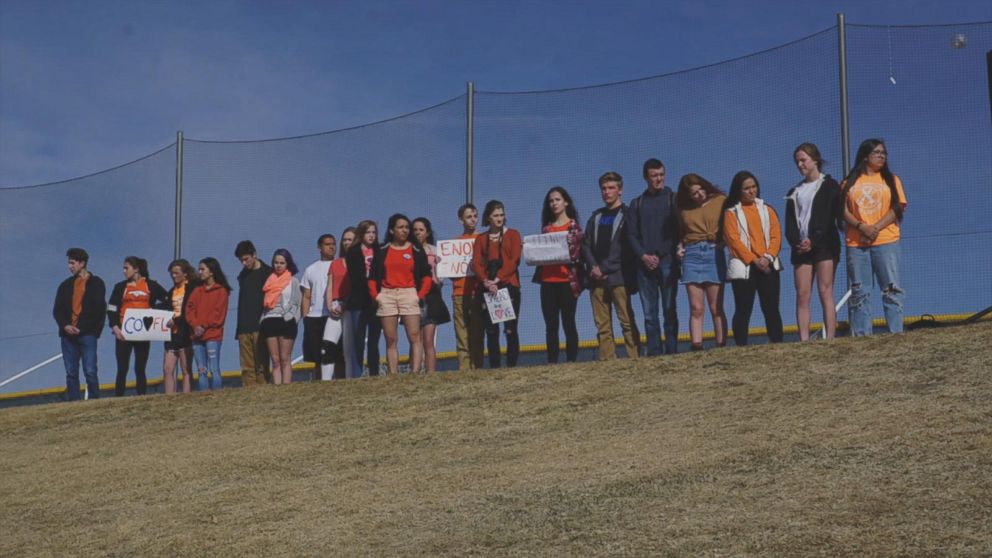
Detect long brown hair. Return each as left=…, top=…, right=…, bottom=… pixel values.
left=676, top=173, right=724, bottom=210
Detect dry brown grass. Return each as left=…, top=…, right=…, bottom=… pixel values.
left=1, top=323, right=990, bottom=557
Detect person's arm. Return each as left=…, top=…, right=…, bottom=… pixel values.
left=766, top=206, right=782, bottom=261
left=300, top=287, right=311, bottom=318
left=367, top=249, right=382, bottom=301
left=625, top=196, right=646, bottom=259
left=723, top=209, right=754, bottom=264
left=53, top=281, right=70, bottom=331
left=495, top=230, right=522, bottom=286
left=581, top=214, right=602, bottom=279
left=470, top=235, right=488, bottom=280
left=106, top=283, right=125, bottom=339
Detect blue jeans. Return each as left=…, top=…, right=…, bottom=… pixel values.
left=637, top=259, right=679, bottom=355
left=346, top=307, right=381, bottom=376
left=193, top=340, right=223, bottom=390
left=847, top=241, right=904, bottom=336
left=62, top=335, right=100, bottom=401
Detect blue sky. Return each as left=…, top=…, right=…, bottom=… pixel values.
left=2, top=0, right=990, bottom=187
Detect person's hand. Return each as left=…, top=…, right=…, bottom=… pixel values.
left=330, top=302, right=343, bottom=319
left=194, top=325, right=206, bottom=337
left=641, top=254, right=660, bottom=270
left=754, top=257, right=770, bottom=274
left=863, top=223, right=880, bottom=241
left=166, top=318, right=175, bottom=329
left=487, top=282, right=498, bottom=294
left=63, top=325, right=80, bottom=336
left=676, top=245, right=686, bottom=260
left=112, top=326, right=125, bottom=341
left=797, top=239, right=812, bottom=253
left=589, top=265, right=604, bottom=280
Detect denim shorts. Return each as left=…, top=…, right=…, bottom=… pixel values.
left=680, top=241, right=726, bottom=285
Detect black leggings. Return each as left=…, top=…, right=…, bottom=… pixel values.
left=540, top=282, right=578, bottom=363
left=115, top=339, right=151, bottom=396
left=730, top=266, right=783, bottom=345
left=482, top=285, right=521, bottom=368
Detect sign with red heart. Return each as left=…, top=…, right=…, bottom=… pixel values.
left=121, top=308, right=173, bottom=341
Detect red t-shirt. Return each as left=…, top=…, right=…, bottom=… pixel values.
left=329, top=258, right=350, bottom=301
left=539, top=222, right=571, bottom=283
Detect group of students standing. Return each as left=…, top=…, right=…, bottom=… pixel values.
left=52, top=138, right=906, bottom=400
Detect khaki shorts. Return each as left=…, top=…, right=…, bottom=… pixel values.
left=376, top=287, right=420, bottom=316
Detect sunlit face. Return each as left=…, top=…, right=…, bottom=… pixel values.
left=272, top=255, right=288, bottom=274
left=363, top=226, right=377, bottom=247
left=547, top=191, right=568, bottom=218
left=391, top=219, right=410, bottom=243
left=412, top=221, right=428, bottom=244
left=867, top=144, right=887, bottom=171
left=600, top=181, right=622, bottom=207
left=741, top=178, right=758, bottom=204
left=239, top=253, right=258, bottom=270
left=198, top=263, right=213, bottom=282
left=319, top=236, right=336, bottom=260
left=67, top=258, right=85, bottom=276
left=340, top=231, right=356, bottom=254
left=645, top=167, right=666, bottom=191
left=170, top=265, right=187, bottom=286
left=488, top=208, right=506, bottom=229
left=795, top=150, right=818, bottom=179
left=123, top=262, right=139, bottom=280
left=460, top=208, right=478, bottom=231
left=688, top=184, right=707, bottom=205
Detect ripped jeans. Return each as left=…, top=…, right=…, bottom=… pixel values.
left=847, top=242, right=904, bottom=336
left=193, top=340, right=223, bottom=390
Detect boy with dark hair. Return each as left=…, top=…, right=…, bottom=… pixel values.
left=451, top=203, right=485, bottom=370
left=53, top=248, right=107, bottom=400
left=300, top=234, right=337, bottom=380
left=234, top=240, right=272, bottom=386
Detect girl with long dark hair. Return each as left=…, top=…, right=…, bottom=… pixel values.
left=261, top=249, right=301, bottom=385
left=676, top=174, right=727, bottom=350
left=345, top=220, right=382, bottom=376
left=535, top=186, right=584, bottom=363
left=186, top=257, right=231, bottom=391
left=161, top=259, right=197, bottom=394
left=412, top=217, right=450, bottom=372
left=107, top=256, right=168, bottom=396
left=722, top=171, right=784, bottom=345
left=841, top=138, right=907, bottom=335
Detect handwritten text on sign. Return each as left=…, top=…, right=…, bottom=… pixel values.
left=121, top=308, right=173, bottom=341
left=437, top=238, right=476, bottom=279
left=522, top=231, right=571, bottom=266
left=483, top=288, right=516, bottom=324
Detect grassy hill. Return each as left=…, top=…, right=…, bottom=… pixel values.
left=2, top=323, right=990, bottom=557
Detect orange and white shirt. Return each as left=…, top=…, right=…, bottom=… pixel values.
left=846, top=174, right=907, bottom=247
left=119, top=279, right=152, bottom=326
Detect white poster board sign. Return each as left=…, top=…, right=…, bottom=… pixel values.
left=437, top=238, right=476, bottom=279
left=483, top=288, right=517, bottom=324
left=522, top=231, right=570, bottom=266
left=121, top=308, right=173, bottom=341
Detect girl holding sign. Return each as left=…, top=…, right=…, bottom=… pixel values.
left=368, top=214, right=432, bottom=375
left=186, top=257, right=231, bottom=391
left=412, top=217, right=450, bottom=372
left=161, top=259, right=197, bottom=394
left=261, top=249, right=302, bottom=385
left=107, top=256, right=168, bottom=396
left=534, top=186, right=584, bottom=363
left=471, top=200, right=523, bottom=368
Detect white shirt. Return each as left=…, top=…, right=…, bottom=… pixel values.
left=795, top=177, right=822, bottom=240
left=300, top=260, right=332, bottom=318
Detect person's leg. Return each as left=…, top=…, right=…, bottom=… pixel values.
left=686, top=284, right=706, bottom=348
left=133, top=341, right=150, bottom=395
left=321, top=316, right=343, bottom=381
left=468, top=294, right=486, bottom=369
left=342, top=310, right=359, bottom=378
left=731, top=276, right=757, bottom=346
left=61, top=336, right=82, bottom=401
left=206, top=340, right=223, bottom=390
left=267, top=336, right=283, bottom=385
left=382, top=315, right=400, bottom=375
left=193, top=342, right=209, bottom=391
left=482, top=295, right=502, bottom=368
left=404, top=314, right=423, bottom=373
left=612, top=286, right=639, bottom=359
left=237, top=334, right=254, bottom=387
left=637, top=267, right=662, bottom=356
left=504, top=286, right=521, bottom=367
left=254, top=332, right=271, bottom=384
left=559, top=285, right=579, bottom=362
left=872, top=242, right=904, bottom=334
left=114, top=339, right=132, bottom=396
left=540, top=283, right=561, bottom=363
left=452, top=295, right=470, bottom=370
left=704, top=283, right=727, bottom=346
left=163, top=349, right=177, bottom=395
left=815, top=258, right=838, bottom=339
left=278, top=337, right=293, bottom=384
left=658, top=261, right=680, bottom=355
left=590, top=285, right=616, bottom=361
left=178, top=347, right=192, bottom=393
left=366, top=308, right=382, bottom=376
left=793, top=264, right=814, bottom=340
left=756, top=270, right=784, bottom=343
left=79, top=335, right=100, bottom=399
left=421, top=322, right=436, bottom=372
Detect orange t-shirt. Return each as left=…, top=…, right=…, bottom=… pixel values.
left=723, top=204, right=782, bottom=265
left=539, top=222, right=572, bottom=283
left=450, top=233, right=479, bottom=297
left=119, top=279, right=152, bottom=326
left=71, top=275, right=87, bottom=326
left=845, top=174, right=907, bottom=247
left=170, top=283, right=186, bottom=332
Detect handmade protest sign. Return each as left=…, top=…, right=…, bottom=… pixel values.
left=483, top=288, right=516, bottom=324
left=522, top=231, right=570, bottom=266
left=437, top=238, right=476, bottom=278
left=121, top=308, right=173, bottom=341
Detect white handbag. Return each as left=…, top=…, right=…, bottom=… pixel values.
left=727, top=257, right=749, bottom=281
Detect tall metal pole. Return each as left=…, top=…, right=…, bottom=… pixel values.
left=466, top=81, right=474, bottom=205
left=174, top=131, right=184, bottom=260
left=837, top=13, right=851, bottom=177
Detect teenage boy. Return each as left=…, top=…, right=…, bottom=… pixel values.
left=234, top=240, right=272, bottom=386
left=627, top=158, right=680, bottom=356
left=451, top=203, right=485, bottom=370
left=53, top=248, right=107, bottom=400
left=300, top=234, right=336, bottom=380
left=582, top=172, right=640, bottom=360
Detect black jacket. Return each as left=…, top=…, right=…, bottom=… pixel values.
left=53, top=274, right=107, bottom=338
left=581, top=204, right=639, bottom=293
left=368, top=243, right=432, bottom=299
left=784, top=175, right=842, bottom=258
left=106, top=279, right=169, bottom=329
left=345, top=244, right=374, bottom=311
